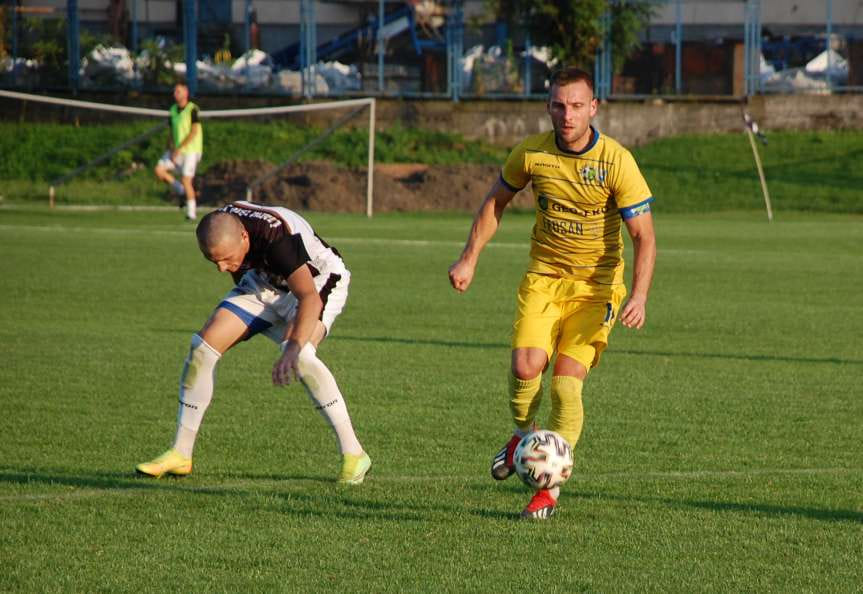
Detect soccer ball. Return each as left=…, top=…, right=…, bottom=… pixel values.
left=513, top=430, right=574, bottom=489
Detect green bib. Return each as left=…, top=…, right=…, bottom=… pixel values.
left=169, top=102, right=203, bottom=154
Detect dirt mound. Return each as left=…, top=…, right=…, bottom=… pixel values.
left=200, top=160, right=534, bottom=213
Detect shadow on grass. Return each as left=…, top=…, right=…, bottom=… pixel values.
left=14, top=468, right=858, bottom=524
left=572, top=490, right=863, bottom=525
left=613, top=348, right=863, bottom=366
left=331, top=334, right=508, bottom=350
left=0, top=468, right=516, bottom=522
left=476, top=481, right=863, bottom=524
left=0, top=468, right=325, bottom=497
left=331, top=335, right=863, bottom=366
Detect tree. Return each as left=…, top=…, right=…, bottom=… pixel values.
left=488, top=0, right=654, bottom=73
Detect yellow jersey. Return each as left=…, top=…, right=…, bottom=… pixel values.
left=501, top=127, right=652, bottom=285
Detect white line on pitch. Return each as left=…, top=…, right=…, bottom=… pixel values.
left=0, top=224, right=704, bottom=254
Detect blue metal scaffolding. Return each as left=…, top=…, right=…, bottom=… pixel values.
left=66, top=0, right=79, bottom=91
left=300, top=0, right=318, bottom=98
left=594, top=7, right=612, bottom=100
left=446, top=0, right=463, bottom=101
left=183, top=0, right=198, bottom=95
left=743, top=0, right=762, bottom=96
left=6, top=0, right=804, bottom=100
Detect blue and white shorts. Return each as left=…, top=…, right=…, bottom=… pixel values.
left=217, top=269, right=349, bottom=344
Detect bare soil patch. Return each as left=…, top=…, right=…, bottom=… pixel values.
left=199, top=160, right=534, bottom=212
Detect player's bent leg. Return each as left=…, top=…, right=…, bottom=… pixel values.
left=154, top=163, right=169, bottom=182
left=137, top=308, right=250, bottom=478
left=491, top=348, right=548, bottom=481
left=509, top=348, right=549, bottom=430
left=136, top=334, right=221, bottom=478
left=199, top=306, right=253, bottom=353
left=181, top=175, right=196, bottom=220
left=549, top=375, right=584, bottom=448
left=294, top=339, right=369, bottom=483
left=135, top=334, right=222, bottom=478
left=174, top=334, right=221, bottom=452
left=549, top=353, right=589, bottom=447
left=136, top=333, right=222, bottom=478
left=509, top=347, right=547, bottom=430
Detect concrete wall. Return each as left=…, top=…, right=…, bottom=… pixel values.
left=25, top=0, right=863, bottom=27
left=652, top=0, right=863, bottom=26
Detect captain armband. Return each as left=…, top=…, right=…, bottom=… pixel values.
left=619, top=197, right=654, bottom=220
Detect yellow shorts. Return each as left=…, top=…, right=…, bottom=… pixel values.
left=511, top=273, right=627, bottom=370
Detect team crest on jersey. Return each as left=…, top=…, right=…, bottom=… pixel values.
left=580, top=165, right=607, bottom=184
left=537, top=195, right=549, bottom=210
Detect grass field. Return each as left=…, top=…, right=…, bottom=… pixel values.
left=1, top=205, right=861, bottom=591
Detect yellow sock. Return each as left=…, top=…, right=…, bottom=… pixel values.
left=549, top=375, right=584, bottom=447
left=509, top=372, right=543, bottom=433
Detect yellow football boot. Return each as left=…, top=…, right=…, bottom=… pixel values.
left=135, top=449, right=192, bottom=478
left=338, top=452, right=371, bottom=485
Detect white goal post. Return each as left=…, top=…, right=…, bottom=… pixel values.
left=0, top=90, right=377, bottom=217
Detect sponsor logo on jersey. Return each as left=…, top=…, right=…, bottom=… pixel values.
left=550, top=201, right=609, bottom=217
left=223, top=204, right=282, bottom=228
left=580, top=165, right=608, bottom=184
left=542, top=216, right=584, bottom=236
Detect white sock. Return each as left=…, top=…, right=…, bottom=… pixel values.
left=186, top=200, right=196, bottom=220
left=549, top=486, right=560, bottom=500
left=171, top=180, right=185, bottom=195
left=173, top=334, right=221, bottom=458
left=296, top=343, right=363, bottom=456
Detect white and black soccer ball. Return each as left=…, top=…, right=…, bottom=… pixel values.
left=513, top=430, right=574, bottom=490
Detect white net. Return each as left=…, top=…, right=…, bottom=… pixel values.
left=0, top=90, right=376, bottom=216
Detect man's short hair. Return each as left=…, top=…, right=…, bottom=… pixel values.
left=549, top=67, right=595, bottom=96
left=196, top=211, right=242, bottom=250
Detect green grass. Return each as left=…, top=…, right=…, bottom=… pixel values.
left=1, top=123, right=861, bottom=213
left=632, top=130, right=863, bottom=213
left=0, top=207, right=861, bottom=591
left=0, top=120, right=505, bottom=180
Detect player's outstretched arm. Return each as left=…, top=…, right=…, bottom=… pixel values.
left=620, top=211, right=656, bottom=329
left=449, top=178, right=516, bottom=293
left=273, top=264, right=323, bottom=386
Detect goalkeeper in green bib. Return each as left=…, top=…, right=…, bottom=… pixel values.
left=155, top=82, right=203, bottom=220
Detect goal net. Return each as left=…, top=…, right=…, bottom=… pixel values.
left=0, top=90, right=377, bottom=217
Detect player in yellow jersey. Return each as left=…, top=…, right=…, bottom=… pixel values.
left=448, top=67, right=656, bottom=520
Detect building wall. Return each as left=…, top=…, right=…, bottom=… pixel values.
left=24, top=0, right=863, bottom=26
left=647, top=0, right=859, bottom=26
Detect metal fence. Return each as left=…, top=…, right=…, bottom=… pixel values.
left=0, top=0, right=859, bottom=99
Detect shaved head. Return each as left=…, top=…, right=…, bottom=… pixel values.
left=197, top=211, right=244, bottom=251
left=196, top=211, right=250, bottom=273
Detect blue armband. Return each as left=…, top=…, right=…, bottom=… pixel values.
left=620, top=197, right=654, bottom=220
